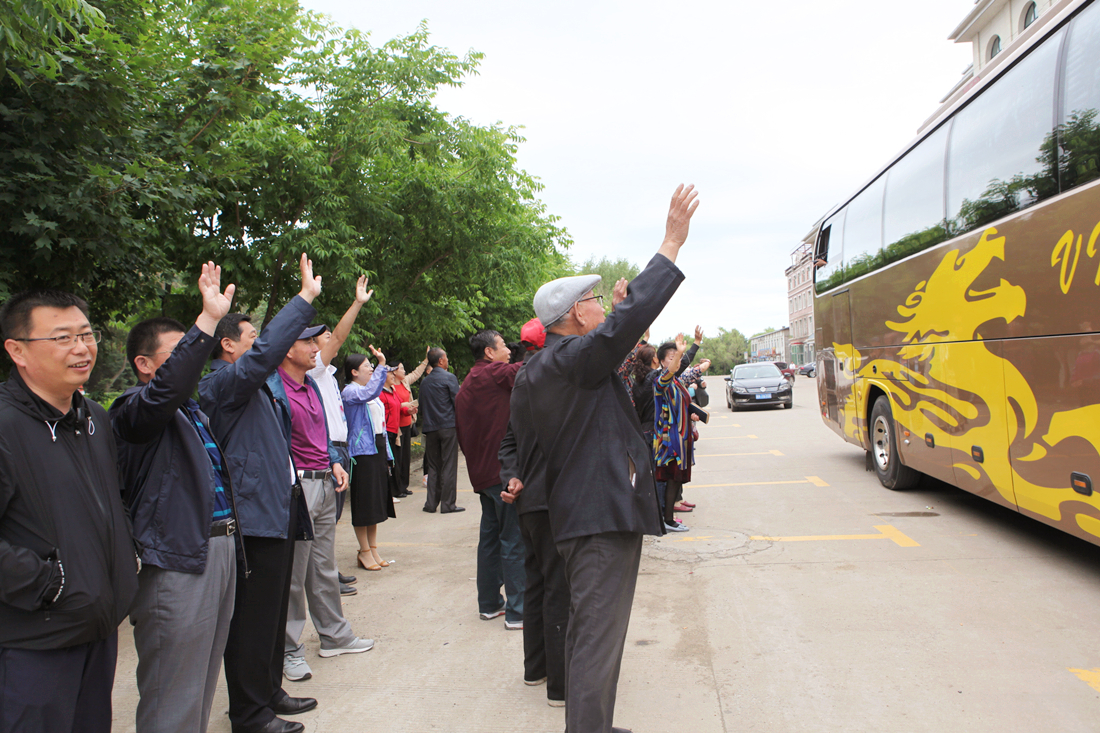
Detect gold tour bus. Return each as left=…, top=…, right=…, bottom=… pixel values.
left=811, top=0, right=1100, bottom=545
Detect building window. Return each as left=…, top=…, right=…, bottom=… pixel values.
left=1023, top=2, right=1038, bottom=30
left=989, top=35, right=1002, bottom=60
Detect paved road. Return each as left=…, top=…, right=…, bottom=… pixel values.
left=110, top=376, right=1100, bottom=732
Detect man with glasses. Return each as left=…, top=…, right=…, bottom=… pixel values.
left=0, top=289, right=139, bottom=732
left=503, top=184, right=699, bottom=733
left=109, top=262, right=240, bottom=733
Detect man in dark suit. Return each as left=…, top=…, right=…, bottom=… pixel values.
left=503, top=184, right=699, bottom=733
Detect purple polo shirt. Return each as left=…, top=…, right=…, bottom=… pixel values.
left=278, top=367, right=330, bottom=471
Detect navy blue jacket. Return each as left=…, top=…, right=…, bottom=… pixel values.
left=198, top=296, right=315, bottom=540
left=110, top=324, right=241, bottom=575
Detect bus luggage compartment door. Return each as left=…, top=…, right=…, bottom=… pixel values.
left=939, top=341, right=1017, bottom=511
left=1003, top=333, right=1100, bottom=541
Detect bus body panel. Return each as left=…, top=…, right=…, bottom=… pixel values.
left=817, top=181, right=1100, bottom=545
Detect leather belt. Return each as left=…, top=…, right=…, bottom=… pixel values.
left=210, top=519, right=236, bottom=537
left=331, top=441, right=348, bottom=448
left=297, top=470, right=332, bottom=480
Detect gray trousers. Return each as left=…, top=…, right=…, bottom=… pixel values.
left=423, top=427, right=459, bottom=512
left=286, top=475, right=355, bottom=654
left=556, top=531, right=643, bottom=733
left=130, top=534, right=236, bottom=733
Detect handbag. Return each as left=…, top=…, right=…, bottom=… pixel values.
left=409, top=420, right=421, bottom=438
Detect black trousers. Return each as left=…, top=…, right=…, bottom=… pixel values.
left=519, top=510, right=569, bottom=703
left=0, top=632, right=117, bottom=733
left=398, top=425, right=413, bottom=492
left=387, top=432, right=403, bottom=498
left=423, top=428, right=459, bottom=512
left=224, top=492, right=299, bottom=732
left=556, top=531, right=643, bottom=733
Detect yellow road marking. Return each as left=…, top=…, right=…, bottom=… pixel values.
left=696, top=450, right=784, bottom=457
left=806, top=475, right=829, bottom=487
left=1068, top=668, right=1100, bottom=692
left=750, top=524, right=919, bottom=547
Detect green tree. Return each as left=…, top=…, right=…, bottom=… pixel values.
left=577, top=256, right=641, bottom=313
left=704, top=327, right=750, bottom=374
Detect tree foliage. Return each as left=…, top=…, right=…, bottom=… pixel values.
left=0, top=0, right=572, bottom=392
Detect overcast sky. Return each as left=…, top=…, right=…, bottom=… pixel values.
left=302, top=0, right=974, bottom=340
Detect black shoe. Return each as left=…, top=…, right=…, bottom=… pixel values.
left=339, top=582, right=357, bottom=596
left=442, top=506, right=466, bottom=514
left=249, top=718, right=304, bottom=733
left=339, top=572, right=357, bottom=585
left=403, top=489, right=414, bottom=495
left=271, top=696, right=317, bottom=716
left=423, top=506, right=436, bottom=513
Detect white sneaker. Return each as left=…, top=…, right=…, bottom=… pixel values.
left=318, top=637, right=375, bottom=658
left=479, top=605, right=506, bottom=620
left=664, top=521, right=689, bottom=533
left=505, top=619, right=523, bottom=630
left=283, top=654, right=312, bottom=681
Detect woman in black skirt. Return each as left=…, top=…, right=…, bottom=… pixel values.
left=341, top=350, right=395, bottom=571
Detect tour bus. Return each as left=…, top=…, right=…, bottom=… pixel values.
left=811, top=0, right=1100, bottom=545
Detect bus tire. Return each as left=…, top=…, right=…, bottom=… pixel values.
left=870, top=396, right=920, bottom=490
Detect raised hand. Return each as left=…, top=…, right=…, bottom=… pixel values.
left=369, top=344, right=386, bottom=366
left=694, top=325, right=704, bottom=345
left=697, top=358, right=712, bottom=373
left=298, top=253, right=322, bottom=303
left=612, top=278, right=628, bottom=309
left=674, top=332, right=687, bottom=359
left=655, top=183, right=699, bottom=255
left=196, top=262, right=235, bottom=335
left=356, top=275, right=373, bottom=305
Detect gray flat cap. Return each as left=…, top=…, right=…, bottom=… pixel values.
left=533, top=274, right=602, bottom=326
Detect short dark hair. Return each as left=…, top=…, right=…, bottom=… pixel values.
left=344, top=353, right=368, bottom=383
left=126, top=317, right=186, bottom=377
left=427, top=347, right=446, bottom=367
left=469, top=329, right=501, bottom=360
left=656, top=341, right=678, bottom=365
left=507, top=342, right=525, bottom=364
left=211, top=314, right=252, bottom=360
left=0, top=289, right=90, bottom=341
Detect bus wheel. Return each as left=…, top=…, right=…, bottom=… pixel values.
left=870, top=396, right=920, bottom=490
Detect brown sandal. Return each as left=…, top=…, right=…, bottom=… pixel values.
left=357, top=550, right=381, bottom=571
left=370, top=545, right=390, bottom=567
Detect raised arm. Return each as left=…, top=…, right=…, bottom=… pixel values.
left=340, top=365, right=390, bottom=405
left=319, top=275, right=372, bottom=366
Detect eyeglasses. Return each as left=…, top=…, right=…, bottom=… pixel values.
left=14, top=330, right=101, bottom=348
left=576, top=295, right=604, bottom=306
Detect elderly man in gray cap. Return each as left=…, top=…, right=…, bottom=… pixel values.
left=503, top=184, right=699, bottom=733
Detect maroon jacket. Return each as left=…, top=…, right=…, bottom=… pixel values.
left=455, top=359, right=522, bottom=492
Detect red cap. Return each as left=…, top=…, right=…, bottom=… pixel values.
left=520, top=318, right=545, bottom=350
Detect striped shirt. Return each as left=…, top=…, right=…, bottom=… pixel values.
left=185, top=401, right=233, bottom=522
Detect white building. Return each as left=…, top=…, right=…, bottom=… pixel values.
left=750, top=327, right=790, bottom=363
left=785, top=241, right=814, bottom=367
left=937, top=0, right=1059, bottom=110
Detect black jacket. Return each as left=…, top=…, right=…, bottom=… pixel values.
left=0, top=371, right=139, bottom=649
left=498, top=367, right=548, bottom=516
left=418, top=368, right=459, bottom=433
left=516, top=253, right=684, bottom=543
left=110, top=324, right=242, bottom=575
left=198, top=296, right=315, bottom=540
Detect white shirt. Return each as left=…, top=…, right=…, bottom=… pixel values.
left=368, top=397, right=387, bottom=437
left=308, top=353, right=348, bottom=442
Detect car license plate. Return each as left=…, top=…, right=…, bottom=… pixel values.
left=755, top=393, right=771, bottom=400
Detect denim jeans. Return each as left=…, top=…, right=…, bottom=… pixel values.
left=477, top=487, right=526, bottom=623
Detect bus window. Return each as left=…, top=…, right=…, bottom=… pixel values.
left=814, top=209, right=845, bottom=295
left=946, top=29, right=1063, bottom=236
left=1060, top=0, right=1100, bottom=191
left=840, top=175, right=885, bottom=282
left=881, top=123, right=949, bottom=268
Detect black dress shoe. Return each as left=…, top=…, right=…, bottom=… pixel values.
left=442, top=506, right=466, bottom=513
left=422, top=506, right=436, bottom=513
left=271, top=696, right=317, bottom=715
left=250, top=718, right=304, bottom=733
left=339, top=582, right=357, bottom=596
left=338, top=572, right=357, bottom=585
